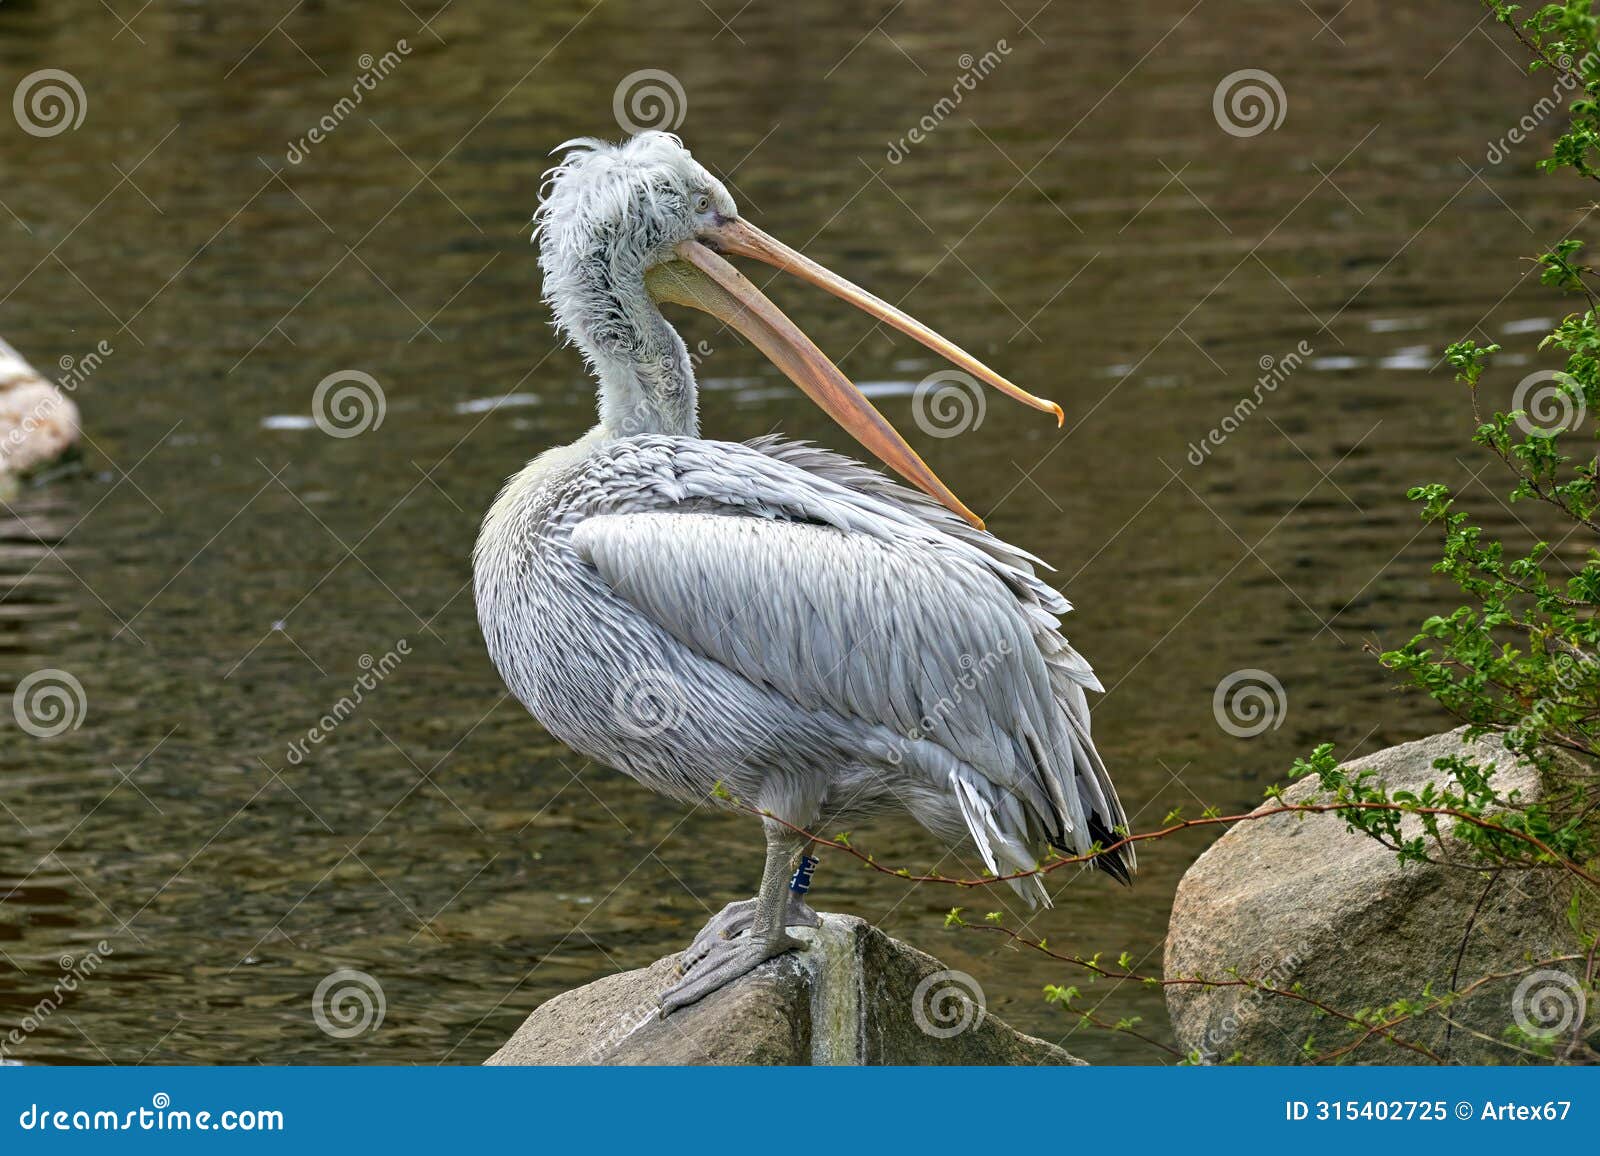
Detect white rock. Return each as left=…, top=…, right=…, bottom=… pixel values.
left=0, top=337, right=80, bottom=476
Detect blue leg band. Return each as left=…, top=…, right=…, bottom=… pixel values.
left=789, top=855, right=819, bottom=895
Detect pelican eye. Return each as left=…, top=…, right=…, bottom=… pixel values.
left=691, top=191, right=712, bottom=214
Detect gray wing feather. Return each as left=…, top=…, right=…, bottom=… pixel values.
left=566, top=436, right=1132, bottom=884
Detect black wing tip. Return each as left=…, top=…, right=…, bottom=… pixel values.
left=1094, top=847, right=1135, bottom=887
left=1043, top=814, right=1135, bottom=885
left=1087, top=813, right=1135, bottom=887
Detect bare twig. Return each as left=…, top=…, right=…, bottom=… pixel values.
left=735, top=797, right=1600, bottom=889
left=1444, top=870, right=1502, bottom=1060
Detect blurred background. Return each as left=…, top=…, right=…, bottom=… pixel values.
left=0, top=0, right=1580, bottom=1063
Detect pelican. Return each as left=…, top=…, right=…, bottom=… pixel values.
left=475, top=132, right=1131, bottom=1013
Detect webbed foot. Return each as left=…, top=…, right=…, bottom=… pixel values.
left=682, top=895, right=820, bottom=970
left=658, top=931, right=806, bottom=1016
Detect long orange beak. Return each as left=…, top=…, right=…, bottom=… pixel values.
left=705, top=218, right=1063, bottom=428
left=645, top=219, right=1061, bottom=529
left=645, top=243, right=983, bottom=527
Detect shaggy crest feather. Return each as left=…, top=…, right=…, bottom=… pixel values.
left=532, top=133, right=735, bottom=364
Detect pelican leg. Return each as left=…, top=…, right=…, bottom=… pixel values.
left=659, top=823, right=808, bottom=1015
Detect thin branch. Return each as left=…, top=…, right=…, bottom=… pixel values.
left=1444, top=870, right=1500, bottom=1060
left=736, top=796, right=1600, bottom=889
left=966, top=922, right=1446, bottom=1062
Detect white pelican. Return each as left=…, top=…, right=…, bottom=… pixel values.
left=475, top=132, right=1131, bottom=1013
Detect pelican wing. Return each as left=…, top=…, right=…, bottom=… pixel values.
left=569, top=436, right=1131, bottom=882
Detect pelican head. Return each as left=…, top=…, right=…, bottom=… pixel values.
left=534, top=131, right=1063, bottom=528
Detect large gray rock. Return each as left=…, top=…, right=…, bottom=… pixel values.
left=487, top=913, right=1084, bottom=1065
left=1166, top=729, right=1593, bottom=1064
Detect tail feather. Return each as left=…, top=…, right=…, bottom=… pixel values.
left=950, top=771, right=1051, bottom=907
